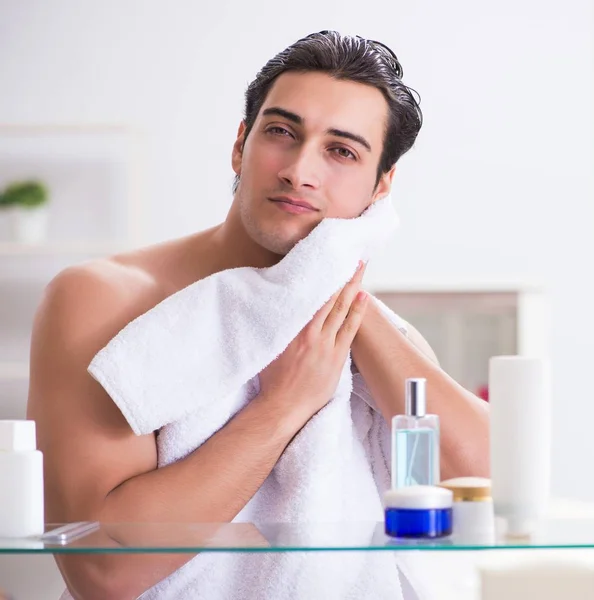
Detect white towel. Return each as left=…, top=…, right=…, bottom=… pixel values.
left=88, top=197, right=411, bottom=600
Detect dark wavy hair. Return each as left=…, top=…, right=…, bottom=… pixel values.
left=234, top=30, right=422, bottom=192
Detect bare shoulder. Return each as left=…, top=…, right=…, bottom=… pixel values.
left=28, top=256, right=168, bottom=412
left=38, top=258, right=165, bottom=337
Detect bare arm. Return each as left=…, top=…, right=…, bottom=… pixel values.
left=28, top=261, right=368, bottom=600
left=351, top=297, right=490, bottom=480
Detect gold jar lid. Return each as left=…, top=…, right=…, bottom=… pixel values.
left=439, top=477, right=491, bottom=502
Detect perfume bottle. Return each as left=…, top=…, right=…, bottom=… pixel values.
left=391, top=378, right=440, bottom=488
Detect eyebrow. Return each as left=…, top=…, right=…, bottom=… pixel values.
left=261, top=106, right=372, bottom=153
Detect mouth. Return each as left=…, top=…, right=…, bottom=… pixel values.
left=269, top=196, right=318, bottom=213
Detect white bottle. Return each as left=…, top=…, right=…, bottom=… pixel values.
left=489, top=356, right=551, bottom=537
left=0, top=420, right=44, bottom=538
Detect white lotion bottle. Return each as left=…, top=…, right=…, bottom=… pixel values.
left=0, top=420, right=44, bottom=538
left=489, top=356, right=551, bottom=537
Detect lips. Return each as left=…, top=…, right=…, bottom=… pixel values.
left=269, top=196, right=318, bottom=211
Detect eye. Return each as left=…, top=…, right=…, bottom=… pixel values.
left=266, top=126, right=293, bottom=137
left=332, top=146, right=357, bottom=160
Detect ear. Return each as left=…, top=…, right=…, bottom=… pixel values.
left=231, top=121, right=247, bottom=176
left=371, top=165, right=396, bottom=203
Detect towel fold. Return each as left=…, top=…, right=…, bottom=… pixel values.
left=88, top=197, right=411, bottom=600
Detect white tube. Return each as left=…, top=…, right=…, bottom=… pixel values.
left=489, top=356, right=551, bottom=536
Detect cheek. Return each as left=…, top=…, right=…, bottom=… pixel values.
left=324, top=170, right=373, bottom=218
left=244, top=141, right=286, bottom=184
left=261, top=151, right=286, bottom=177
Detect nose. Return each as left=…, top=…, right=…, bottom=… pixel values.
left=277, top=144, right=321, bottom=190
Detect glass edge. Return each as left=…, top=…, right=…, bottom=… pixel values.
left=3, top=543, right=594, bottom=554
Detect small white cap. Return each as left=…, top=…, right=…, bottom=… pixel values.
left=384, top=485, right=453, bottom=510
left=0, top=420, right=37, bottom=452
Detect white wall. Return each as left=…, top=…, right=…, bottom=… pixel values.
left=0, top=0, right=593, bottom=510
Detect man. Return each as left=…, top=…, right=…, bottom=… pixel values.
left=28, top=31, right=489, bottom=599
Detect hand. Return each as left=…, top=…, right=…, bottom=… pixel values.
left=258, top=261, right=368, bottom=425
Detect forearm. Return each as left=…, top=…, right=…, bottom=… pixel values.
left=352, top=300, right=490, bottom=480
left=102, top=392, right=299, bottom=523
left=61, top=393, right=302, bottom=600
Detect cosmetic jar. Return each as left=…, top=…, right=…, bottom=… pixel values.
left=439, top=477, right=495, bottom=543
left=383, top=485, right=453, bottom=539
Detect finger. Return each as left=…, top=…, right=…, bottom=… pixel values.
left=322, top=261, right=366, bottom=335
left=335, top=290, right=369, bottom=348
left=309, top=290, right=341, bottom=331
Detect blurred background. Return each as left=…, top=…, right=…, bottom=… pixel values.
left=0, top=0, right=592, bottom=504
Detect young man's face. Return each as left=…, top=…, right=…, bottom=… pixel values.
left=231, top=71, right=394, bottom=255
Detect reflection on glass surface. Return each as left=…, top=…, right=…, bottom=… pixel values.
left=2, top=518, right=594, bottom=553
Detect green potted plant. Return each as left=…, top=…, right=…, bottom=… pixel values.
left=0, top=180, right=50, bottom=243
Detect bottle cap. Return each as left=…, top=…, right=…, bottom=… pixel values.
left=383, top=485, right=453, bottom=510
left=405, top=378, right=426, bottom=417
left=0, top=420, right=37, bottom=452
left=439, top=477, right=492, bottom=502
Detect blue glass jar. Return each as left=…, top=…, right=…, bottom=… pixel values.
left=384, top=485, right=453, bottom=539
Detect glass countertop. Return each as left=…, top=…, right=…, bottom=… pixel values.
left=3, top=517, right=594, bottom=554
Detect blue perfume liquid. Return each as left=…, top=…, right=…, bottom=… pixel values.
left=392, top=426, right=439, bottom=488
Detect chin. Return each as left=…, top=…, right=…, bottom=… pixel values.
left=256, top=232, right=300, bottom=256
left=240, top=201, right=319, bottom=256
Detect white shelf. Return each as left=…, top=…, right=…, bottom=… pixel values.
left=0, top=241, right=131, bottom=256
left=366, top=277, right=545, bottom=294
left=0, top=362, right=29, bottom=381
